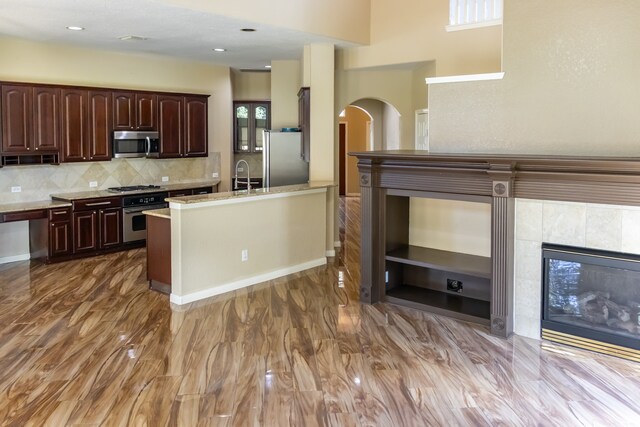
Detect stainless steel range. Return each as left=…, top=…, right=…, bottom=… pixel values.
left=120, top=190, right=168, bottom=243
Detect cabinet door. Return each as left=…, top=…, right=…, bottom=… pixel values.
left=61, top=89, right=89, bottom=162
left=99, top=207, right=122, bottom=249
left=233, top=102, right=250, bottom=153
left=88, top=90, right=112, bottom=161
left=113, top=91, right=135, bottom=130
left=73, top=210, right=98, bottom=253
left=1, top=85, right=32, bottom=153
left=49, top=221, right=71, bottom=257
left=252, top=103, right=270, bottom=153
left=158, top=95, right=183, bottom=158
left=32, top=86, right=60, bottom=152
left=135, top=93, right=157, bottom=130
left=184, top=96, right=208, bottom=157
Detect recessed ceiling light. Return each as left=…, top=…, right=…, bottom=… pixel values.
left=66, top=26, right=84, bottom=31
left=265, top=65, right=272, bottom=69
left=213, top=48, right=226, bottom=52
left=241, top=28, right=256, bottom=32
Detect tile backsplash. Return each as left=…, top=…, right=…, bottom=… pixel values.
left=0, top=153, right=220, bottom=203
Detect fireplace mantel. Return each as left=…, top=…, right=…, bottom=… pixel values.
left=351, top=150, right=640, bottom=338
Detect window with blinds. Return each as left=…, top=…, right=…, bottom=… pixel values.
left=447, top=0, right=503, bottom=31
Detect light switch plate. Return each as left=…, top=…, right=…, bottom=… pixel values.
left=11, top=186, right=21, bottom=193
left=162, top=176, right=169, bottom=182
left=212, top=172, right=219, bottom=178
left=89, top=181, right=98, bottom=188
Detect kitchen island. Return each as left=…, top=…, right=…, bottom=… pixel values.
left=151, top=182, right=334, bottom=305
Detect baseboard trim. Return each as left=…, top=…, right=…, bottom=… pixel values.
left=0, top=253, right=30, bottom=265
left=325, top=250, right=336, bottom=257
left=334, top=240, right=341, bottom=248
left=170, top=257, right=327, bottom=305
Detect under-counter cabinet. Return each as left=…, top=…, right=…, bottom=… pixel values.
left=72, top=197, right=122, bottom=253
left=233, top=101, right=270, bottom=153
left=48, top=207, right=72, bottom=258
left=28, top=206, right=72, bottom=263
left=61, top=89, right=112, bottom=162
left=167, top=186, right=214, bottom=198
left=1, top=84, right=60, bottom=156
left=112, top=91, right=157, bottom=131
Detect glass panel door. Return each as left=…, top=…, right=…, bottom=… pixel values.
left=234, top=104, right=250, bottom=152
left=253, top=103, right=269, bottom=152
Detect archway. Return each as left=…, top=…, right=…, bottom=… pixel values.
left=337, top=98, right=401, bottom=196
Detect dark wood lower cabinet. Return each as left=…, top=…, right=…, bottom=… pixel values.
left=49, top=221, right=71, bottom=257
left=99, top=208, right=121, bottom=249
left=73, top=210, right=98, bottom=253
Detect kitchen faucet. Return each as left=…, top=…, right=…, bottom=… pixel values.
left=234, top=159, right=251, bottom=191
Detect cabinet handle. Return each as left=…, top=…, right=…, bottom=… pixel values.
left=85, top=201, right=111, bottom=207
left=35, top=147, right=39, bottom=150
left=52, top=211, right=67, bottom=215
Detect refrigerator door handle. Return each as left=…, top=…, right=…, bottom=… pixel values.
left=263, top=130, right=270, bottom=188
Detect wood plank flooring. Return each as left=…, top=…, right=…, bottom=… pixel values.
left=1, top=196, right=640, bottom=426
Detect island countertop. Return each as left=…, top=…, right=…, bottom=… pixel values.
left=165, top=181, right=335, bottom=206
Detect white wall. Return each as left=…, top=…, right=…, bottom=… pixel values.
left=270, top=60, right=301, bottom=129
left=429, top=0, right=640, bottom=155
left=231, top=70, right=271, bottom=100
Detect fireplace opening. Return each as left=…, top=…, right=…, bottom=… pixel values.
left=542, top=243, right=640, bottom=361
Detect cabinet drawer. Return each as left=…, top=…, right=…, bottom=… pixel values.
left=49, top=207, right=71, bottom=221
left=191, top=186, right=213, bottom=195
left=73, top=197, right=122, bottom=211
left=1, top=209, right=47, bottom=222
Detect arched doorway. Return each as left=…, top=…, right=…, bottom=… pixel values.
left=338, top=99, right=401, bottom=196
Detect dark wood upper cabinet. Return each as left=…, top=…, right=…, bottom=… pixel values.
left=61, top=89, right=88, bottom=162
left=32, top=87, right=61, bottom=152
left=88, top=90, right=112, bottom=161
left=158, top=95, right=183, bottom=158
left=1, top=84, right=61, bottom=154
left=113, top=91, right=157, bottom=130
left=298, top=87, right=310, bottom=162
left=233, top=101, right=270, bottom=154
left=184, top=96, right=208, bottom=157
left=2, top=85, right=32, bottom=153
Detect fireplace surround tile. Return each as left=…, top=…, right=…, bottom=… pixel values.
left=515, top=200, right=543, bottom=241
left=542, top=202, right=586, bottom=246
left=586, top=206, right=622, bottom=251
left=621, top=210, right=640, bottom=254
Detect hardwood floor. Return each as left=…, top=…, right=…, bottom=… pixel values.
left=1, top=196, right=640, bottom=426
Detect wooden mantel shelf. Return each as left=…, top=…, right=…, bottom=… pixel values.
left=350, top=150, right=640, bottom=339
left=351, top=150, right=640, bottom=206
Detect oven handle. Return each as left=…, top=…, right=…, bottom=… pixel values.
left=123, top=204, right=167, bottom=214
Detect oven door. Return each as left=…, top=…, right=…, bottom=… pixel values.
left=123, top=204, right=167, bottom=243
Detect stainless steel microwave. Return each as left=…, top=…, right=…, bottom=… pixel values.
left=112, top=131, right=160, bottom=158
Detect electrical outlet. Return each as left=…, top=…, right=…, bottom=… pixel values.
left=162, top=176, right=169, bottom=182
left=237, top=167, right=244, bottom=172
left=11, top=186, right=21, bottom=193
left=89, top=181, right=98, bottom=188
left=447, top=279, right=463, bottom=293
left=241, top=249, right=249, bottom=262
left=212, top=172, right=219, bottom=178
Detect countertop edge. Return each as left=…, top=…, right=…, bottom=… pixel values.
left=50, top=180, right=221, bottom=202
left=0, top=200, right=72, bottom=214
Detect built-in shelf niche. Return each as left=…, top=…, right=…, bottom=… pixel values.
left=384, top=193, right=492, bottom=325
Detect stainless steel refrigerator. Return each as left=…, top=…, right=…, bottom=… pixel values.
left=262, top=130, right=309, bottom=187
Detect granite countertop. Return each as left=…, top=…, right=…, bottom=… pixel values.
left=0, top=200, right=72, bottom=214
left=143, top=208, right=170, bottom=219
left=166, top=181, right=336, bottom=205
left=50, top=180, right=221, bottom=202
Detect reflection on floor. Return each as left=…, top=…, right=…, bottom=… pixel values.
left=1, top=196, right=640, bottom=425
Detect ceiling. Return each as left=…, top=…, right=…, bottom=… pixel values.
left=0, top=0, right=356, bottom=70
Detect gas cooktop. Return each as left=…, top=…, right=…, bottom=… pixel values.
left=107, top=185, right=164, bottom=193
